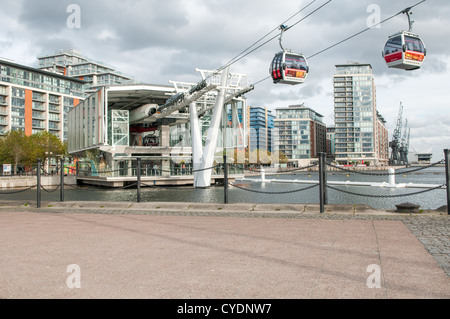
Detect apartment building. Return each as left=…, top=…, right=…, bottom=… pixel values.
left=37, top=49, right=133, bottom=94
left=0, top=57, right=85, bottom=140
left=326, top=126, right=336, bottom=158
left=246, top=106, right=275, bottom=153
left=275, top=104, right=327, bottom=165
left=333, top=62, right=389, bottom=166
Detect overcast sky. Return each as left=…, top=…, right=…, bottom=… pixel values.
left=1, top=0, right=449, bottom=160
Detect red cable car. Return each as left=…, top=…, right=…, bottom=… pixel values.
left=382, top=8, right=426, bottom=70
left=383, top=31, right=426, bottom=70
left=269, top=24, right=309, bottom=85
left=270, top=50, right=309, bottom=85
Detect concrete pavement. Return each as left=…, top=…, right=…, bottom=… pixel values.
left=0, top=200, right=448, bottom=299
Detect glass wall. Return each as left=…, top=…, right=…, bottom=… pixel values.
left=108, top=110, right=129, bottom=146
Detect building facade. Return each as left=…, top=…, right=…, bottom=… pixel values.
left=246, top=106, right=275, bottom=153
left=37, top=49, right=133, bottom=94
left=275, top=104, right=327, bottom=165
left=0, top=57, right=85, bottom=140
left=333, top=63, right=388, bottom=166
left=67, top=82, right=249, bottom=184
left=326, top=126, right=336, bottom=158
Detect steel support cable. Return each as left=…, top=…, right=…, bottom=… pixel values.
left=253, top=0, right=427, bottom=85
left=194, top=0, right=332, bottom=86
left=326, top=159, right=444, bottom=176
left=229, top=182, right=318, bottom=194
left=218, top=0, right=333, bottom=77
left=216, top=0, right=319, bottom=73
left=327, top=183, right=445, bottom=198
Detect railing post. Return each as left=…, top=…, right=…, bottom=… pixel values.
left=444, top=149, right=450, bottom=215
left=36, top=158, right=41, bottom=208
left=223, top=154, right=228, bottom=204
left=136, top=157, right=141, bottom=203
left=319, top=153, right=325, bottom=213
left=60, top=158, right=64, bottom=202
left=323, top=153, right=328, bottom=205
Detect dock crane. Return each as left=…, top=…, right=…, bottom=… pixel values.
left=389, top=102, right=403, bottom=165
left=399, top=119, right=410, bottom=165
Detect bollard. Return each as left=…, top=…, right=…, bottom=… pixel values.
left=388, top=167, right=395, bottom=186
left=60, top=158, right=64, bottom=202
left=223, top=154, right=228, bottom=204
left=444, top=149, right=450, bottom=215
left=319, top=153, right=325, bottom=213
left=136, top=157, right=141, bottom=203
left=36, top=158, right=41, bottom=208
left=261, top=168, right=266, bottom=183
left=323, top=153, right=328, bottom=205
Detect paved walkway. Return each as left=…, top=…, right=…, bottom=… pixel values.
left=0, top=200, right=448, bottom=299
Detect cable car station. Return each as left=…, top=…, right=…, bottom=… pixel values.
left=67, top=68, right=253, bottom=188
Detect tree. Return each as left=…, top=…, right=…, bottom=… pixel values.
left=0, top=130, right=30, bottom=174
left=28, top=131, right=65, bottom=166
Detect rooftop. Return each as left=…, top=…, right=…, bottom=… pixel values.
left=0, top=58, right=87, bottom=84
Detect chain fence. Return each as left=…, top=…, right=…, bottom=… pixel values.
left=1, top=154, right=449, bottom=214
left=326, top=159, right=445, bottom=176
left=40, top=184, right=60, bottom=193
left=232, top=162, right=319, bottom=173
left=327, top=184, right=446, bottom=198
left=229, top=182, right=318, bottom=195
left=0, top=184, right=37, bottom=195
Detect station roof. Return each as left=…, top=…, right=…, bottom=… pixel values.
left=105, top=84, right=175, bottom=111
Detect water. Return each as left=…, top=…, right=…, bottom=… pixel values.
left=2, top=166, right=447, bottom=210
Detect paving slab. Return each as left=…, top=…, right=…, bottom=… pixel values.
left=0, top=209, right=448, bottom=299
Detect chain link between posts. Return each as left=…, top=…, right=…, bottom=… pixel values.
left=0, top=184, right=37, bottom=195
left=327, top=184, right=446, bottom=198
left=229, top=182, right=318, bottom=195
left=326, top=160, right=445, bottom=176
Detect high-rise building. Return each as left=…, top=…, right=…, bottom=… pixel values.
left=0, top=57, right=85, bottom=140
left=246, top=106, right=275, bottom=152
left=326, top=126, right=336, bottom=158
left=333, top=63, right=388, bottom=166
left=275, top=104, right=326, bottom=165
left=37, top=49, right=133, bottom=94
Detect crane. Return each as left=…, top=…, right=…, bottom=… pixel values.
left=399, top=118, right=409, bottom=165
left=389, top=102, right=403, bottom=165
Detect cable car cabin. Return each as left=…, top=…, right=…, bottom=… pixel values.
left=383, top=31, right=426, bottom=70
left=270, top=51, right=309, bottom=85
left=143, top=135, right=159, bottom=147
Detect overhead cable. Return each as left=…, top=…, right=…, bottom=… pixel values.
left=253, top=0, right=427, bottom=86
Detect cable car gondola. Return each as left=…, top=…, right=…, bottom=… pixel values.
left=270, top=25, right=309, bottom=85
left=270, top=50, right=309, bottom=85
left=382, top=8, right=426, bottom=70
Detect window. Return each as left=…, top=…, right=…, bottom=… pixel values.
left=384, top=36, right=402, bottom=56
